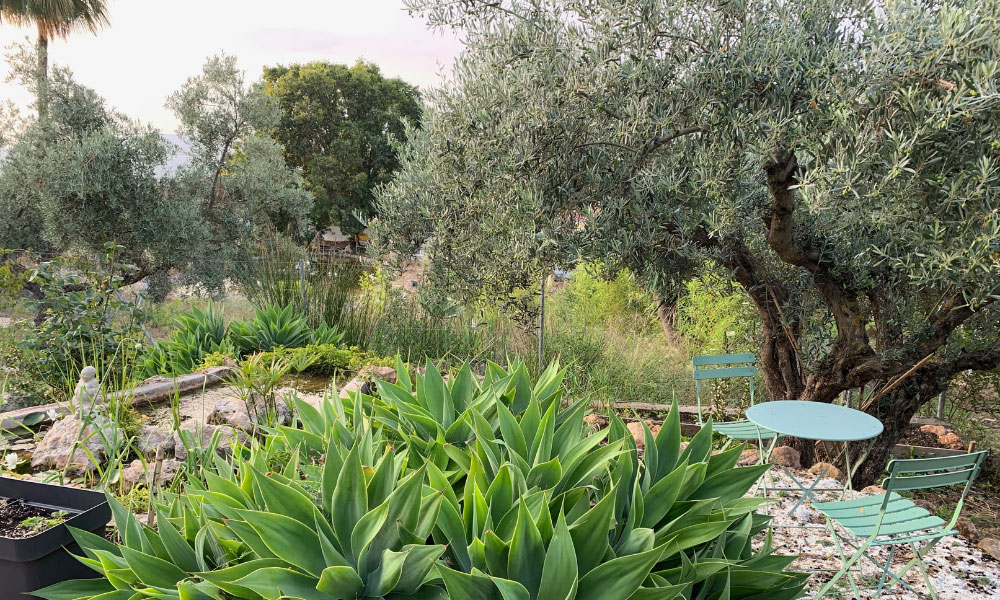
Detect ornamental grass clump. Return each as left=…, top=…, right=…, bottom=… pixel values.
left=37, top=362, right=806, bottom=600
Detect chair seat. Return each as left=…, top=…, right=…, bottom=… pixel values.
left=816, top=493, right=947, bottom=539
left=713, top=420, right=783, bottom=441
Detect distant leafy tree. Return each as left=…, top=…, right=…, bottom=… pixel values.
left=381, top=0, right=1000, bottom=484
left=0, top=50, right=312, bottom=299
left=0, top=0, right=109, bottom=118
left=262, top=60, right=421, bottom=234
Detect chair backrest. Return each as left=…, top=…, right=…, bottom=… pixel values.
left=881, top=450, right=987, bottom=528
left=691, top=353, right=756, bottom=424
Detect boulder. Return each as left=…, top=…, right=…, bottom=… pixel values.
left=207, top=396, right=290, bottom=431
left=977, top=537, right=1000, bottom=561
left=172, top=422, right=243, bottom=460
left=808, top=461, right=843, bottom=481
left=122, top=458, right=179, bottom=489
left=339, top=377, right=366, bottom=398
left=626, top=421, right=660, bottom=449
left=30, top=415, right=108, bottom=473
left=583, top=414, right=604, bottom=430
left=359, top=365, right=397, bottom=384
left=135, top=425, right=175, bottom=458
left=956, top=516, right=978, bottom=541
left=738, top=448, right=760, bottom=466
left=769, top=446, right=801, bottom=469
left=938, top=432, right=966, bottom=450
left=860, top=484, right=885, bottom=496
left=919, top=424, right=949, bottom=437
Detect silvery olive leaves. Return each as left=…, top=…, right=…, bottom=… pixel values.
left=38, top=360, right=806, bottom=600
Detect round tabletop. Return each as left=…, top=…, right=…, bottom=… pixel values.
left=746, top=400, right=884, bottom=442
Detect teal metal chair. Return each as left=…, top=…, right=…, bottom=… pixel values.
left=692, top=353, right=783, bottom=453
left=813, top=450, right=987, bottom=599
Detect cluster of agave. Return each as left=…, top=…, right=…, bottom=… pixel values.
left=38, top=359, right=807, bottom=600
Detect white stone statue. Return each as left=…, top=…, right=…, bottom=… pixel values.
left=72, top=366, right=103, bottom=415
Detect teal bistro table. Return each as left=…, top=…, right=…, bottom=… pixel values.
left=746, top=400, right=884, bottom=514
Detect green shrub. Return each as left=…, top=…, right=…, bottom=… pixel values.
left=253, top=344, right=393, bottom=376
left=677, top=273, right=760, bottom=356
left=18, top=248, right=147, bottom=391
left=549, top=262, right=658, bottom=331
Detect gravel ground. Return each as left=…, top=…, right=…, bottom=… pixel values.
left=755, top=469, right=1000, bottom=599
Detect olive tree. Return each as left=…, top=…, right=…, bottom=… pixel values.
left=0, top=50, right=313, bottom=299
left=377, top=0, right=1000, bottom=484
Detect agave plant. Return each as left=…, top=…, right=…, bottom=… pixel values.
left=36, top=425, right=450, bottom=600
left=138, top=303, right=234, bottom=376
left=230, top=303, right=313, bottom=354
left=432, top=405, right=807, bottom=600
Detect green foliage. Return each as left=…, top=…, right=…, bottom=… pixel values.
left=677, top=274, right=760, bottom=356
left=383, top=0, right=1000, bottom=455
left=41, top=363, right=805, bottom=600
left=255, top=344, right=393, bottom=376
left=262, top=60, right=422, bottom=232
left=19, top=246, right=145, bottom=390
left=550, top=264, right=657, bottom=331
left=0, top=47, right=313, bottom=299
left=140, top=302, right=343, bottom=377
left=233, top=233, right=370, bottom=330
left=230, top=304, right=312, bottom=354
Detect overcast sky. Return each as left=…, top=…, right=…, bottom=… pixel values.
left=0, top=0, right=463, bottom=132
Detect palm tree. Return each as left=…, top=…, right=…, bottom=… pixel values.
left=0, top=0, right=110, bottom=119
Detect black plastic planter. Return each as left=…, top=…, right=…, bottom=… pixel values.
left=0, top=476, right=110, bottom=599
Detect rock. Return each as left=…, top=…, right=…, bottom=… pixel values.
left=919, top=424, right=949, bottom=437
left=769, top=446, right=801, bottom=469
left=30, top=415, right=108, bottom=473
left=122, top=458, right=180, bottom=490
left=359, top=365, right=397, bottom=384
left=207, top=398, right=252, bottom=431
left=977, top=537, right=1000, bottom=561
left=808, top=461, right=843, bottom=481
left=72, top=366, right=103, bottom=414
left=738, top=448, right=760, bottom=466
left=339, top=377, right=365, bottom=398
left=207, top=396, right=290, bottom=431
left=172, top=422, right=243, bottom=460
left=583, top=414, right=602, bottom=429
left=626, top=421, right=660, bottom=449
left=135, top=425, right=174, bottom=458
left=938, top=432, right=966, bottom=450
left=860, top=484, right=885, bottom=496
left=956, top=517, right=978, bottom=541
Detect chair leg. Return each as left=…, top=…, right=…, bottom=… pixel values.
left=891, top=536, right=942, bottom=585
left=911, top=542, right=939, bottom=600
left=815, top=526, right=869, bottom=598
left=874, top=544, right=896, bottom=598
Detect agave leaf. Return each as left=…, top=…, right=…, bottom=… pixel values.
left=536, top=512, right=577, bottom=600
left=155, top=509, right=199, bottom=573
left=231, top=567, right=324, bottom=600
left=569, top=486, right=616, bottom=576
left=575, top=544, right=666, bottom=600
left=436, top=565, right=501, bottom=600
left=119, top=546, right=188, bottom=589
left=689, top=463, right=770, bottom=502
left=316, top=565, right=364, bottom=597
left=234, top=509, right=326, bottom=576
left=332, top=444, right=368, bottom=557
left=507, top=502, right=545, bottom=596
left=31, top=578, right=117, bottom=600
left=392, top=544, right=448, bottom=594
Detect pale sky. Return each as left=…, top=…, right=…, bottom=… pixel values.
left=0, top=0, right=464, bottom=132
